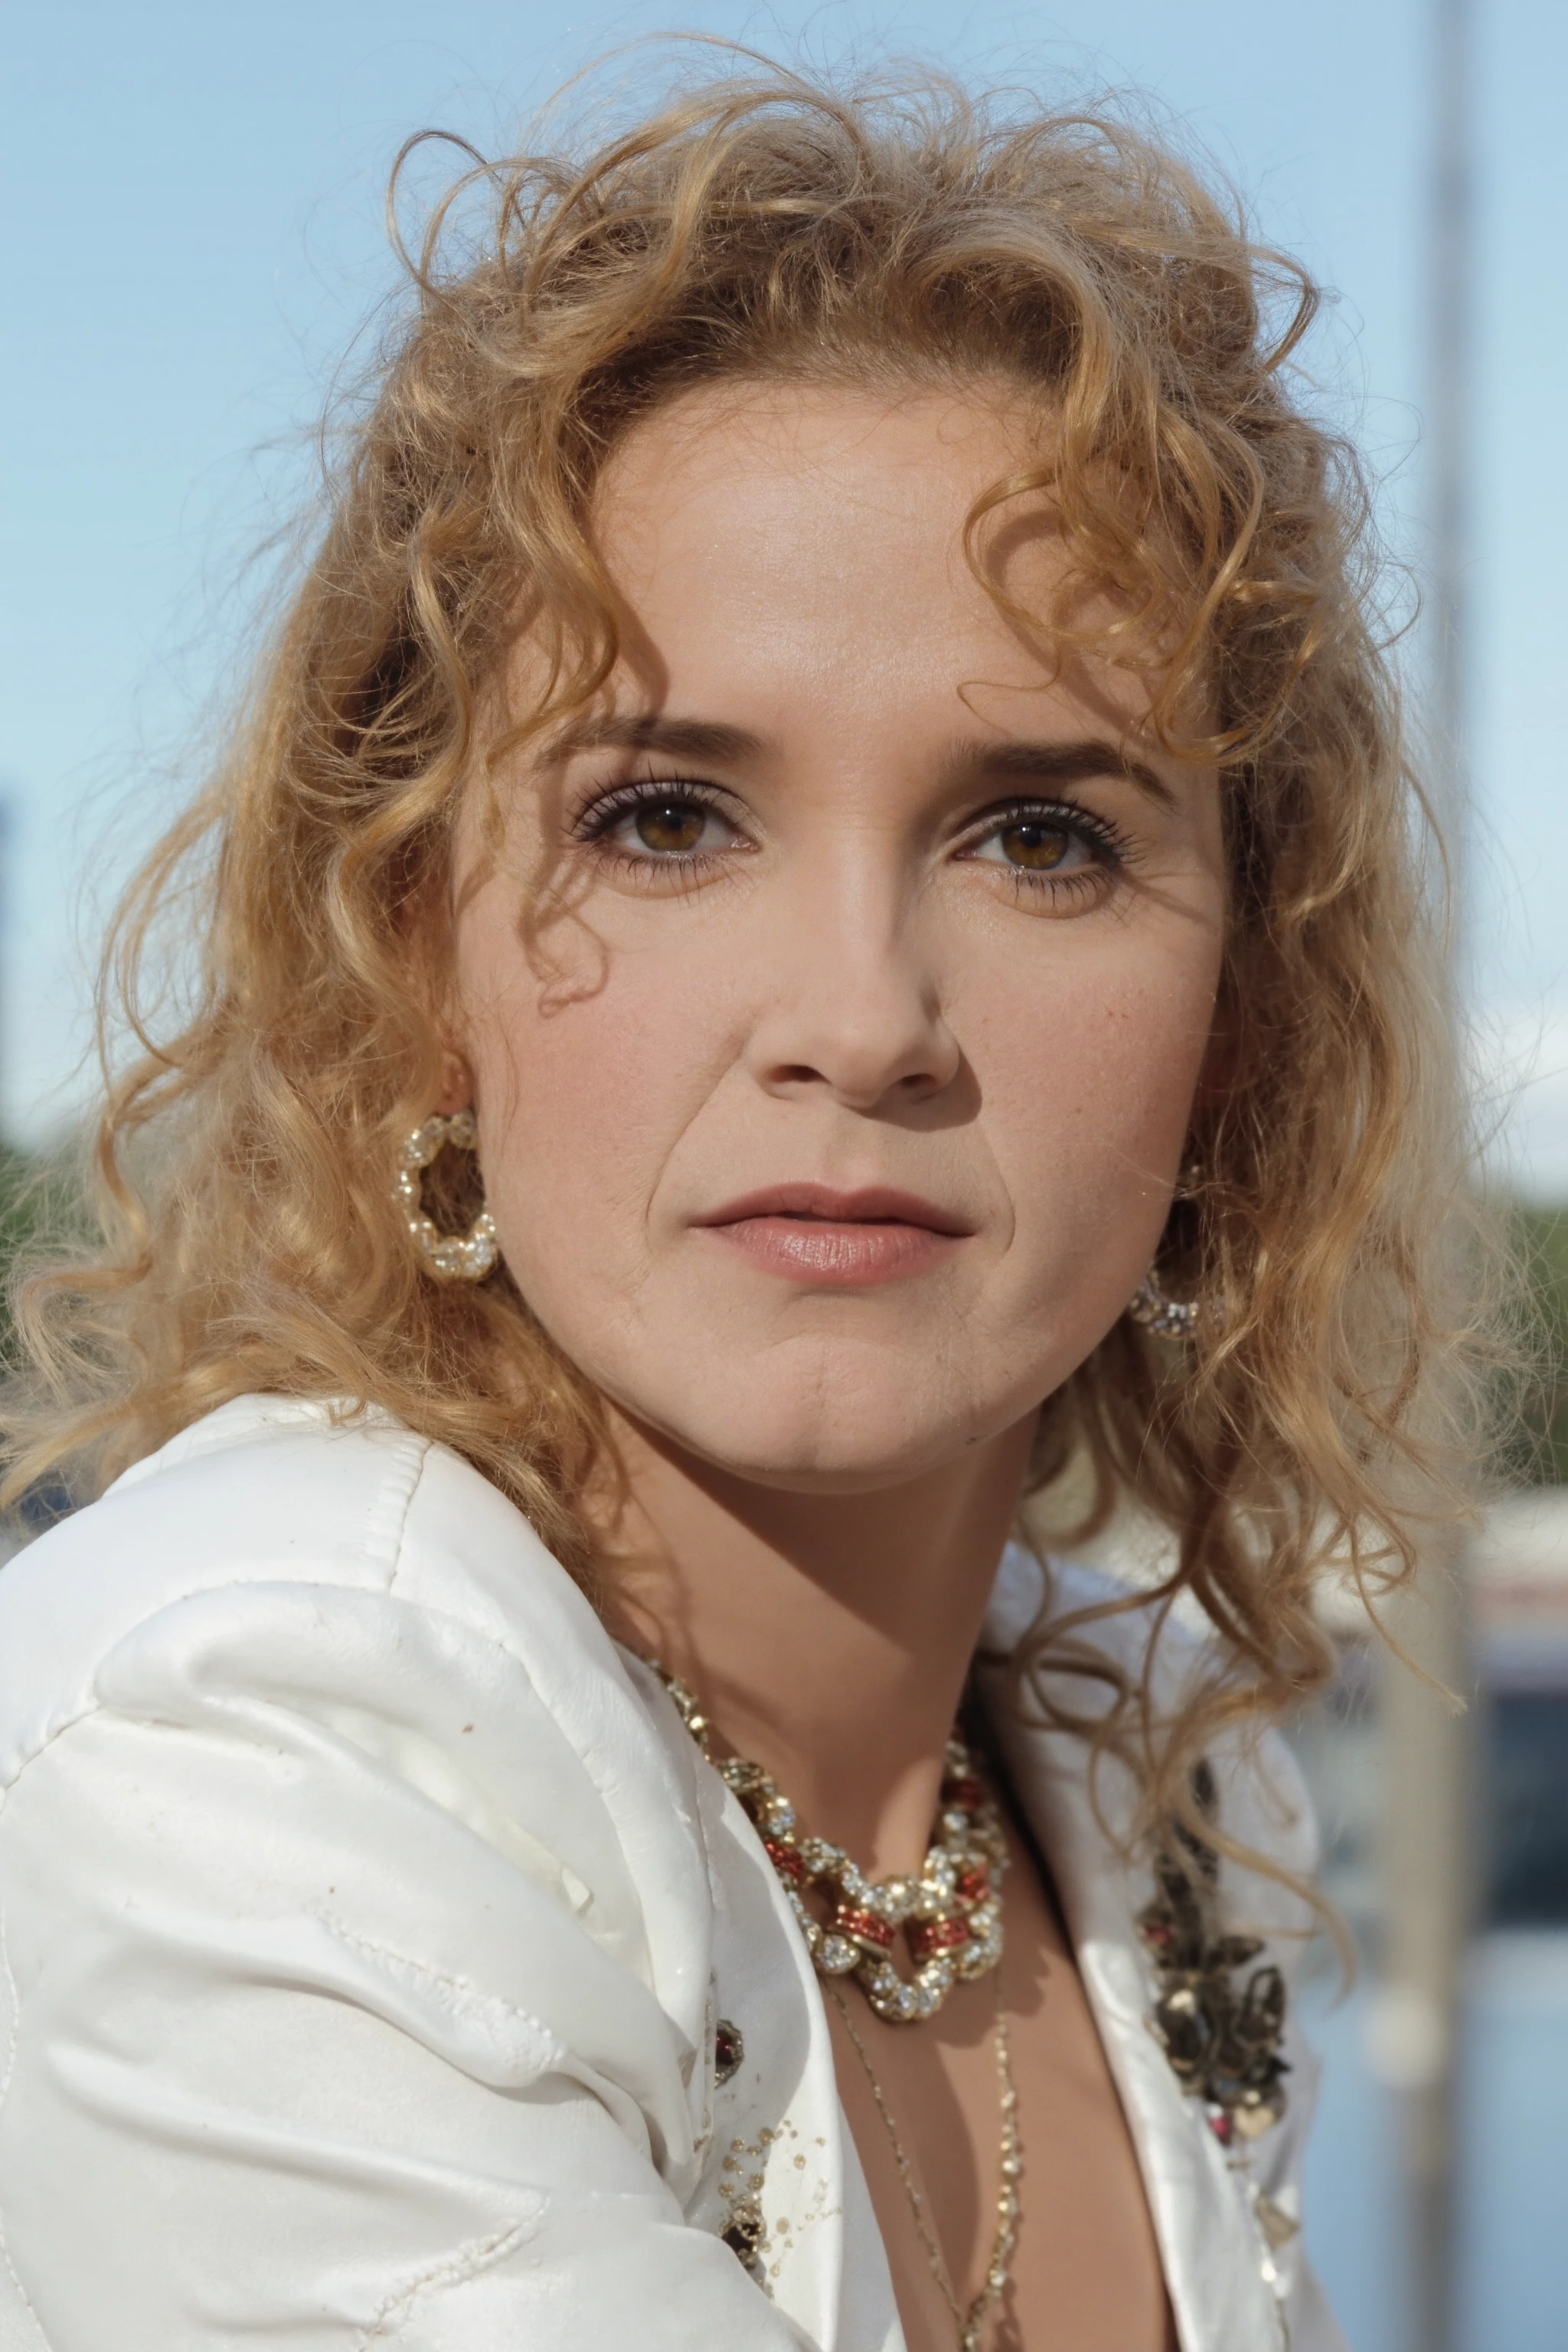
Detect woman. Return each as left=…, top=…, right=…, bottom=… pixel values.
left=0, top=59, right=1478, bottom=2352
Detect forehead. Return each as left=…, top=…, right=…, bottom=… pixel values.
left=597, top=377, right=1039, bottom=619
left=599, top=376, right=1027, bottom=534
left=573, top=378, right=1173, bottom=741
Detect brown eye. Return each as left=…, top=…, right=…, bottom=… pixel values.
left=634, top=801, right=708, bottom=854
left=998, top=819, right=1070, bottom=871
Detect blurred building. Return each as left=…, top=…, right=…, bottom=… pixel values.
left=1292, top=1491, right=1568, bottom=2352
left=1475, top=1491, right=1568, bottom=1925
left=1298, top=1491, right=1568, bottom=1942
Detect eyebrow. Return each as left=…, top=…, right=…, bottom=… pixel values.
left=541, top=710, right=1175, bottom=809
left=539, top=713, right=766, bottom=766
left=943, top=737, right=1177, bottom=808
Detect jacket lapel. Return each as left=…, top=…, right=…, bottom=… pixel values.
left=979, top=1547, right=1288, bottom=2352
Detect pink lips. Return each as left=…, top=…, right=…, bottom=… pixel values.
left=695, top=1183, right=971, bottom=1288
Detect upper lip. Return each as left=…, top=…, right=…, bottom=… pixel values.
left=696, top=1183, right=973, bottom=1236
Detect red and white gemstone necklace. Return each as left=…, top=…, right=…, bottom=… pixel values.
left=657, top=1671, right=1008, bottom=2021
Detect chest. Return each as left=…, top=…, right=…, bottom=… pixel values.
left=823, top=1821, right=1177, bottom=2352
left=684, top=1788, right=1183, bottom=2352
left=678, top=1744, right=1292, bottom=2352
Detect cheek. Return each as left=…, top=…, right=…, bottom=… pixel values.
left=456, top=901, right=733, bottom=1277
left=970, top=930, right=1220, bottom=1267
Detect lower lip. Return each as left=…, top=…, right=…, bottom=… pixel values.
left=705, top=1217, right=961, bottom=1286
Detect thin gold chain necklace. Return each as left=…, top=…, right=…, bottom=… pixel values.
left=655, top=1668, right=1023, bottom=2349
left=828, top=1974, right=1021, bottom=2352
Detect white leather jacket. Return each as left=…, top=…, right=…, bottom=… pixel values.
left=0, top=1396, right=1346, bottom=2350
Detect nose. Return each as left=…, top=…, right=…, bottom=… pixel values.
left=743, top=874, right=962, bottom=1112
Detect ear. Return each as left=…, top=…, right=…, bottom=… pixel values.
left=433, top=1047, right=475, bottom=1116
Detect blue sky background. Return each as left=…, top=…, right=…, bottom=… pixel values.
left=5, top=0, right=1566, bottom=1187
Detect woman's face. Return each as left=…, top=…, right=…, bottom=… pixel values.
left=449, top=382, right=1227, bottom=1491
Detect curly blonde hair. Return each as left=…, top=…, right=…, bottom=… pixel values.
left=3, top=54, right=1490, bottom=1836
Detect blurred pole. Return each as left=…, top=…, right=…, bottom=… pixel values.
left=1376, top=3, right=1478, bottom=2349
left=1428, top=0, right=1474, bottom=874
left=1378, top=1547, right=1475, bottom=2352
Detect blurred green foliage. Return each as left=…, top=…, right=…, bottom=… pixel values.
left=0, top=1144, right=90, bottom=1366
left=1512, top=1204, right=1568, bottom=1485
left=0, top=1148, right=50, bottom=1308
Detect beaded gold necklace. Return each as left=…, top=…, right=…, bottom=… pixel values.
left=658, top=1672, right=1008, bottom=2022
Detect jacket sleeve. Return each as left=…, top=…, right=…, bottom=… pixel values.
left=0, top=1571, right=810, bottom=2351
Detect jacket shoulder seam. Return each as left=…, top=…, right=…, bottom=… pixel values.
left=383, top=1434, right=432, bottom=1597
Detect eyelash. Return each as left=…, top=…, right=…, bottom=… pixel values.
left=963, top=795, right=1133, bottom=898
left=570, top=773, right=1135, bottom=896
left=571, top=777, right=734, bottom=858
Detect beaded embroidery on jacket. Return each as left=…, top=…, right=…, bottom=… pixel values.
left=1136, top=1772, right=1299, bottom=2306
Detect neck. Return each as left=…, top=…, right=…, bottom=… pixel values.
left=593, top=1412, right=1037, bottom=1880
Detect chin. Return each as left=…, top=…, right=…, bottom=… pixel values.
left=616, top=1351, right=1040, bottom=1494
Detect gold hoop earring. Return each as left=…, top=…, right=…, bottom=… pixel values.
left=1129, top=1157, right=1210, bottom=1339
left=394, top=1110, right=499, bottom=1283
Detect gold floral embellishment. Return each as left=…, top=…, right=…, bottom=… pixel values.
left=1137, top=1788, right=1290, bottom=2149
